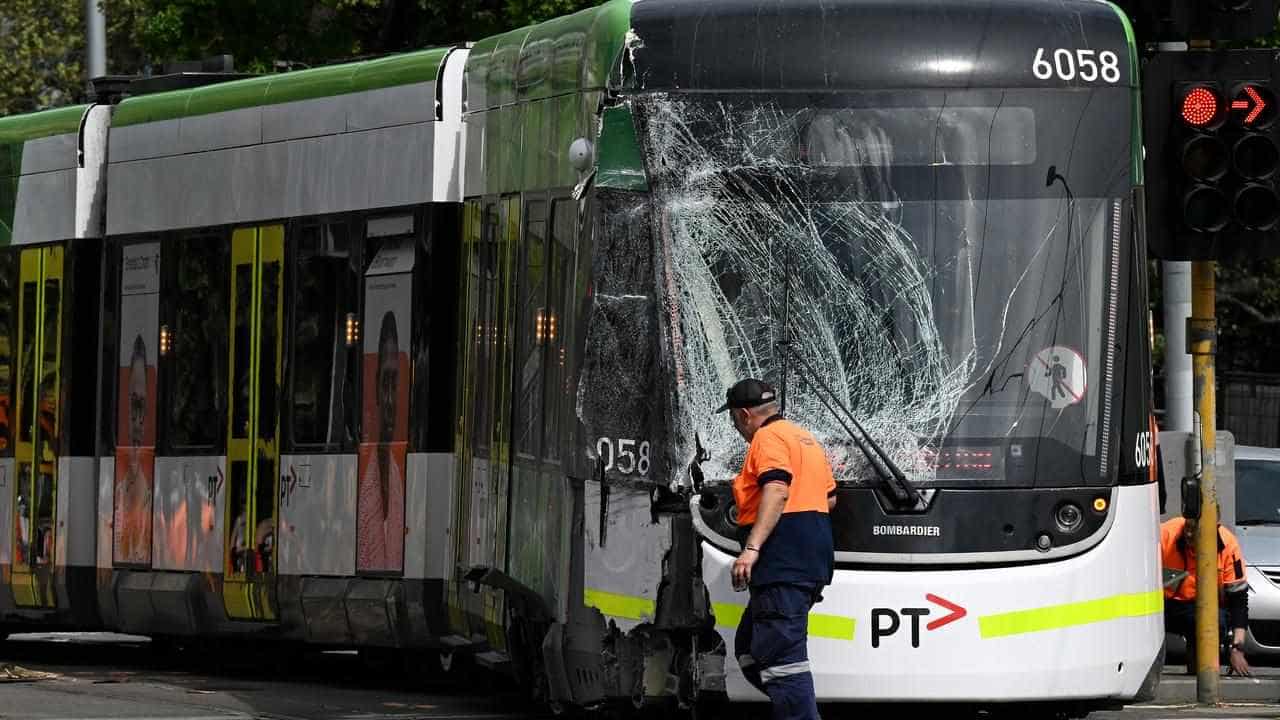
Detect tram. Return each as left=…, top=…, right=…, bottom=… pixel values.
left=0, top=0, right=1162, bottom=716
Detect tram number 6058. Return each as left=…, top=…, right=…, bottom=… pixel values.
left=1134, top=431, right=1153, bottom=469
left=1033, top=48, right=1121, bottom=84
left=596, top=437, right=651, bottom=476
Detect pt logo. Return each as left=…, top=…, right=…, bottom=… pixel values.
left=870, top=594, right=966, bottom=648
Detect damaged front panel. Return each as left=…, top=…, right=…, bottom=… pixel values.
left=577, top=191, right=661, bottom=486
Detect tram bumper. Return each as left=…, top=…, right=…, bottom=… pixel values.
left=699, top=484, right=1163, bottom=703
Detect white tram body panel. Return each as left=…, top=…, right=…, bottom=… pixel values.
left=699, top=484, right=1162, bottom=702
left=278, top=454, right=358, bottom=578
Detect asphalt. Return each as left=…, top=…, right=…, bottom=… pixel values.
left=9, top=634, right=1280, bottom=718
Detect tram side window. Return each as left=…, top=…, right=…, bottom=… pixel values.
left=0, top=251, right=13, bottom=456
left=515, top=201, right=548, bottom=459
left=545, top=199, right=576, bottom=464
left=289, top=222, right=359, bottom=451
left=99, top=247, right=120, bottom=453
left=411, top=208, right=446, bottom=452
left=472, top=201, right=500, bottom=457
left=164, top=236, right=229, bottom=452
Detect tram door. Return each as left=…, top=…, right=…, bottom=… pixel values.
left=11, top=246, right=63, bottom=608
left=222, top=226, right=284, bottom=621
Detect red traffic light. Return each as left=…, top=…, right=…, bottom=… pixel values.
left=1230, top=84, right=1277, bottom=127
left=1181, top=86, right=1223, bottom=127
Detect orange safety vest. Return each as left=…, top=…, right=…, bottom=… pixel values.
left=733, top=416, right=834, bottom=526
left=1160, top=516, right=1248, bottom=601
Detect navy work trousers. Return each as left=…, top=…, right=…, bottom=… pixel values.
left=734, top=582, right=822, bottom=720
left=1164, top=598, right=1229, bottom=662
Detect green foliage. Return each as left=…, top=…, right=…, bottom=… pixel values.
left=1217, top=257, right=1280, bottom=373
left=0, top=0, right=605, bottom=111
left=0, top=0, right=86, bottom=115
left=94, top=0, right=603, bottom=77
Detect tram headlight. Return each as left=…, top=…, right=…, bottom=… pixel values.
left=1055, top=502, right=1084, bottom=533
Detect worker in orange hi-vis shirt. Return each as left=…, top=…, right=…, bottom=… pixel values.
left=1160, top=508, right=1252, bottom=677
left=719, top=378, right=835, bottom=720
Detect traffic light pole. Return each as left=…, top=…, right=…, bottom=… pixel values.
left=1189, top=259, right=1220, bottom=704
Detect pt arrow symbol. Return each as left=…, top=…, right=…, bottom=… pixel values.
left=925, top=593, right=966, bottom=631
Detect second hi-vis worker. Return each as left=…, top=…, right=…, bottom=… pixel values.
left=1160, top=513, right=1252, bottom=676
left=719, top=378, right=836, bottom=720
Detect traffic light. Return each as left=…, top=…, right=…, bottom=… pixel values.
left=1118, top=0, right=1277, bottom=42
left=1143, top=49, right=1280, bottom=260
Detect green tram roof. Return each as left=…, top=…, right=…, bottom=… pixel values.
left=112, top=46, right=455, bottom=128
left=113, top=0, right=633, bottom=128
left=462, top=0, right=632, bottom=111
left=7, top=0, right=634, bottom=136
left=0, top=104, right=89, bottom=177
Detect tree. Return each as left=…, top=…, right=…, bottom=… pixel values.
left=0, top=0, right=85, bottom=115
left=99, top=0, right=603, bottom=77
left=1217, top=258, right=1280, bottom=373
left=0, top=0, right=606, bottom=116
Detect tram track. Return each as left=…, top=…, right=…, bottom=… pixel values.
left=0, top=633, right=534, bottom=720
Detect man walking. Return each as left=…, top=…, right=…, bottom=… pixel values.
left=718, top=378, right=835, bottom=720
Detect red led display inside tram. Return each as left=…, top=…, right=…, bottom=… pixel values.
left=1181, top=86, right=1220, bottom=127
left=922, top=447, right=998, bottom=476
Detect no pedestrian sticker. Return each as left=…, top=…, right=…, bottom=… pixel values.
left=1029, top=346, right=1086, bottom=409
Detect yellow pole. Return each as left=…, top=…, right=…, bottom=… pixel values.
left=1189, top=260, right=1219, bottom=704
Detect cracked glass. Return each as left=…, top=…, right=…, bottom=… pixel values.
left=625, top=88, right=1132, bottom=489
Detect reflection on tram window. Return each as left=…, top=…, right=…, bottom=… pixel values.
left=544, top=200, right=576, bottom=464
left=515, top=201, right=547, bottom=459
left=39, top=279, right=59, bottom=453
left=232, top=264, right=252, bottom=439
left=166, top=237, right=228, bottom=451
left=289, top=222, right=358, bottom=450
left=471, top=202, right=500, bottom=456
left=258, top=260, right=280, bottom=441
left=19, top=281, right=35, bottom=444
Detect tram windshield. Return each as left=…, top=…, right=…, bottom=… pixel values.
left=633, top=88, right=1133, bottom=489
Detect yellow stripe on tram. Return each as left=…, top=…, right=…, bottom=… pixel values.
left=584, top=588, right=856, bottom=641
left=977, top=589, right=1163, bottom=639
left=584, top=588, right=656, bottom=621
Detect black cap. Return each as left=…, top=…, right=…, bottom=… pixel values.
left=715, top=378, right=778, bottom=413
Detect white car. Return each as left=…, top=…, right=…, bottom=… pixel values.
left=1233, top=445, right=1280, bottom=658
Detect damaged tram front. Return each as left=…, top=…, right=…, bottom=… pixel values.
left=573, top=0, right=1161, bottom=713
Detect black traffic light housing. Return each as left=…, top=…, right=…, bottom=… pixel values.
left=1143, top=48, right=1280, bottom=260
left=1121, top=0, right=1277, bottom=42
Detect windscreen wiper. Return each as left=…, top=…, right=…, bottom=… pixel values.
left=774, top=235, right=923, bottom=510
left=780, top=339, right=924, bottom=509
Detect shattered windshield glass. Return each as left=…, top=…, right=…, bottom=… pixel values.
left=634, top=89, right=1131, bottom=489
